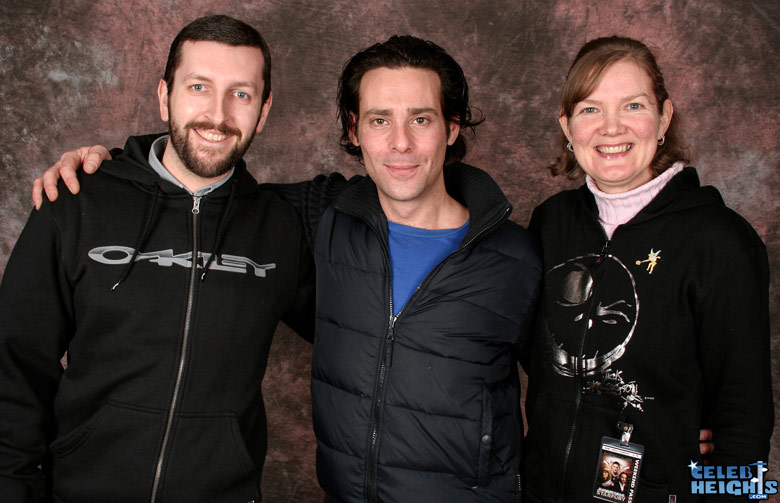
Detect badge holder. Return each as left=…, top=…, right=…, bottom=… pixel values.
left=592, top=421, right=645, bottom=503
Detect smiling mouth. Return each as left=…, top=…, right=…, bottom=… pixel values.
left=194, top=129, right=232, bottom=142
left=597, top=144, right=633, bottom=154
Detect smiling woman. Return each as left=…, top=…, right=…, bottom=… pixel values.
left=523, top=36, right=773, bottom=503
left=552, top=37, right=691, bottom=186
left=559, top=60, right=672, bottom=193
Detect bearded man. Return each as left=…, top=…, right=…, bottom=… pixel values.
left=0, top=15, right=315, bottom=503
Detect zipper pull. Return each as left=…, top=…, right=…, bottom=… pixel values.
left=192, top=196, right=202, bottom=214
left=595, top=239, right=611, bottom=265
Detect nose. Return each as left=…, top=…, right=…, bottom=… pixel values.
left=600, top=110, right=624, bottom=136
left=207, top=94, right=228, bottom=125
left=390, top=124, right=412, bottom=152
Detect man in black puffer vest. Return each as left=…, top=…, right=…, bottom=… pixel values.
left=291, top=36, right=542, bottom=503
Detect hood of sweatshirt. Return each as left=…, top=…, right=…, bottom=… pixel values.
left=100, top=133, right=259, bottom=199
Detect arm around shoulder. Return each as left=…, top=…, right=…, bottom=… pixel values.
left=33, top=132, right=166, bottom=209
left=261, top=172, right=359, bottom=247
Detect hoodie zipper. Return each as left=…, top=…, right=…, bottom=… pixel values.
left=560, top=235, right=611, bottom=500
left=365, top=206, right=510, bottom=502
left=150, top=195, right=202, bottom=503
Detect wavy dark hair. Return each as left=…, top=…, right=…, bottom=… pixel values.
left=338, top=35, right=484, bottom=166
left=551, top=36, right=690, bottom=179
left=163, top=15, right=272, bottom=104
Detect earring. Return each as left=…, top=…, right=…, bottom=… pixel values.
left=566, top=141, right=574, bottom=152
left=657, top=136, right=665, bottom=146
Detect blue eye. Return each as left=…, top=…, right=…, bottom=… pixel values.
left=627, top=103, right=642, bottom=110
left=583, top=107, right=597, bottom=114
left=235, top=91, right=248, bottom=99
left=191, top=84, right=204, bottom=91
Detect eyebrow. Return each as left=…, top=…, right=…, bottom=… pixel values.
left=362, top=107, right=439, bottom=116
left=582, top=93, right=652, bottom=104
left=409, top=107, right=438, bottom=115
left=230, top=81, right=259, bottom=89
left=183, top=73, right=214, bottom=83
left=183, top=73, right=258, bottom=90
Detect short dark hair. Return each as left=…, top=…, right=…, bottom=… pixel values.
left=551, top=36, right=690, bottom=179
left=337, top=35, right=483, bottom=166
left=163, top=15, right=272, bottom=104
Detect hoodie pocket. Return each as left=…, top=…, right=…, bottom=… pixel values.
left=522, top=392, right=571, bottom=499
left=50, top=401, right=164, bottom=502
left=50, top=403, right=260, bottom=502
left=157, top=412, right=260, bottom=502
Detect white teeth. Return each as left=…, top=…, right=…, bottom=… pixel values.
left=197, top=130, right=228, bottom=142
left=598, top=144, right=632, bottom=154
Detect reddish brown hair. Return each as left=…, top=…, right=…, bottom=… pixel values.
left=550, top=36, right=690, bottom=179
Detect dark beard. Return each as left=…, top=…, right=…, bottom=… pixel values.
left=168, top=118, right=253, bottom=178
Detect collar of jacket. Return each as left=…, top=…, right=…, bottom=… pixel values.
left=333, top=162, right=513, bottom=246
left=578, top=166, right=723, bottom=229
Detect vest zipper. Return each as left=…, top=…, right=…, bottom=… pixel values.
left=366, top=234, right=395, bottom=503
left=150, top=195, right=202, bottom=502
left=367, top=314, right=396, bottom=503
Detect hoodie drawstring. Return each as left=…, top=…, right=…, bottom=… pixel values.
left=112, top=181, right=160, bottom=290
left=200, top=179, right=237, bottom=282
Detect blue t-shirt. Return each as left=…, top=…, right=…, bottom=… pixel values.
left=387, top=220, right=469, bottom=316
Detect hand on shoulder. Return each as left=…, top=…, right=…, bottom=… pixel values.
left=32, top=145, right=111, bottom=209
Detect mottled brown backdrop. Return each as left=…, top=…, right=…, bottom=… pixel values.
left=1, top=0, right=778, bottom=500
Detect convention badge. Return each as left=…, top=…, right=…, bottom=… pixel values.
left=592, top=423, right=644, bottom=503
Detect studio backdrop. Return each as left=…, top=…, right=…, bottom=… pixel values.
left=1, top=0, right=778, bottom=500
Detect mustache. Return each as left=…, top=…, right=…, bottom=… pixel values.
left=186, top=121, right=241, bottom=138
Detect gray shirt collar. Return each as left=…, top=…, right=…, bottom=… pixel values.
left=148, top=135, right=234, bottom=196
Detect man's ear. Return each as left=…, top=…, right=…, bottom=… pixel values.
left=158, top=79, right=169, bottom=122
left=446, top=120, right=461, bottom=146
left=348, top=112, right=359, bottom=146
left=255, top=92, right=273, bottom=134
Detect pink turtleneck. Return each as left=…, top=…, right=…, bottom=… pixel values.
left=586, top=162, right=684, bottom=239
